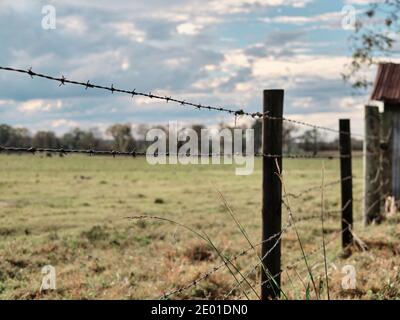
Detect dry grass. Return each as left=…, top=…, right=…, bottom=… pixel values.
left=0, top=154, right=399, bottom=299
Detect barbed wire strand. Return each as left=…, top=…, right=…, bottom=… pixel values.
left=0, top=66, right=365, bottom=138
left=0, top=146, right=350, bottom=159
left=288, top=199, right=353, bottom=224
left=0, top=66, right=265, bottom=118
left=284, top=175, right=354, bottom=199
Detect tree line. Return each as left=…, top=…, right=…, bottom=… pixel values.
left=0, top=121, right=362, bottom=154
left=0, top=123, right=135, bottom=151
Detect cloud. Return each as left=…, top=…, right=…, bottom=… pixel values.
left=291, top=96, right=314, bottom=108
left=197, top=0, right=313, bottom=14
left=58, top=15, right=88, bottom=35
left=261, top=11, right=343, bottom=27
left=177, top=23, right=202, bottom=35
left=51, top=119, right=79, bottom=128
left=344, top=0, right=380, bottom=4
left=0, top=99, right=13, bottom=106
left=111, top=22, right=146, bottom=42
left=252, top=54, right=350, bottom=80
left=19, top=99, right=63, bottom=113
left=285, top=109, right=364, bottom=137
left=244, top=31, right=308, bottom=59
left=0, top=0, right=377, bottom=137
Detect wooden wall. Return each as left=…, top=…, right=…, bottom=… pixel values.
left=384, top=104, right=400, bottom=199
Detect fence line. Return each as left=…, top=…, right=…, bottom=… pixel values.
left=0, top=66, right=263, bottom=119
left=0, top=66, right=365, bottom=138
left=0, top=67, right=393, bottom=300
left=0, top=145, right=351, bottom=160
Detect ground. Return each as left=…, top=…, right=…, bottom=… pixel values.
left=0, top=154, right=399, bottom=300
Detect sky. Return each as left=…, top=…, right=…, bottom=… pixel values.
left=0, top=0, right=388, bottom=137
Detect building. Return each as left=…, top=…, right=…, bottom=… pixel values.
left=370, top=62, right=400, bottom=198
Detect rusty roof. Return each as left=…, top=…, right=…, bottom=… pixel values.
left=371, top=63, right=400, bottom=103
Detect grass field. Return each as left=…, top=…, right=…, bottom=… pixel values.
left=1, top=154, right=400, bottom=300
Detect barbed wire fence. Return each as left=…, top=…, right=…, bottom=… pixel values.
left=0, top=66, right=391, bottom=300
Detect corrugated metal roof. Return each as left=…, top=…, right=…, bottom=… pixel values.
left=371, top=63, right=400, bottom=103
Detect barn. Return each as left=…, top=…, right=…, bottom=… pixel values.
left=370, top=62, right=400, bottom=199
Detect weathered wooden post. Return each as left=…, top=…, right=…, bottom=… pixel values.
left=339, top=119, right=353, bottom=248
left=364, top=105, right=382, bottom=224
left=380, top=109, right=392, bottom=208
left=261, top=89, right=283, bottom=300
left=384, top=103, right=400, bottom=200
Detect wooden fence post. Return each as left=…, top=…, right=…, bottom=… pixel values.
left=261, top=89, right=283, bottom=300
left=339, top=119, right=353, bottom=249
left=364, top=105, right=381, bottom=224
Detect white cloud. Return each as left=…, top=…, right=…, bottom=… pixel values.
left=67, top=50, right=132, bottom=79
left=286, top=110, right=365, bottom=137
left=262, top=11, right=342, bottom=26
left=121, top=59, right=130, bottom=71
left=252, top=54, right=350, bottom=80
left=292, top=96, right=314, bottom=108
left=344, top=0, right=381, bottom=4
left=165, top=57, right=190, bottom=67
left=111, top=22, right=146, bottom=42
left=51, top=119, right=79, bottom=128
left=177, top=23, right=202, bottom=35
left=19, top=99, right=63, bottom=113
left=0, top=99, right=13, bottom=106
left=192, top=77, right=229, bottom=90
left=0, top=0, right=36, bottom=13
left=58, top=15, right=88, bottom=35
left=223, top=50, right=251, bottom=69
left=204, top=0, right=312, bottom=14
left=0, top=0, right=381, bottom=135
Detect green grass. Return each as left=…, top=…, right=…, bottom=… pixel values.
left=0, top=154, right=399, bottom=300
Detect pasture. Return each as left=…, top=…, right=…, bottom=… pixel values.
left=0, top=154, right=399, bottom=299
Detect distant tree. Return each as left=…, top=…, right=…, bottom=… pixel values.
left=252, top=120, right=298, bottom=153
left=282, top=123, right=298, bottom=153
left=299, top=129, right=321, bottom=155
left=132, top=124, right=151, bottom=152
left=0, top=125, right=32, bottom=147
left=344, top=1, right=400, bottom=88
left=252, top=120, right=262, bottom=153
left=32, top=131, right=59, bottom=148
left=106, top=124, right=135, bottom=152
left=134, top=124, right=150, bottom=140
left=61, top=128, right=102, bottom=149
left=0, top=124, right=14, bottom=146
left=8, top=127, right=31, bottom=147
